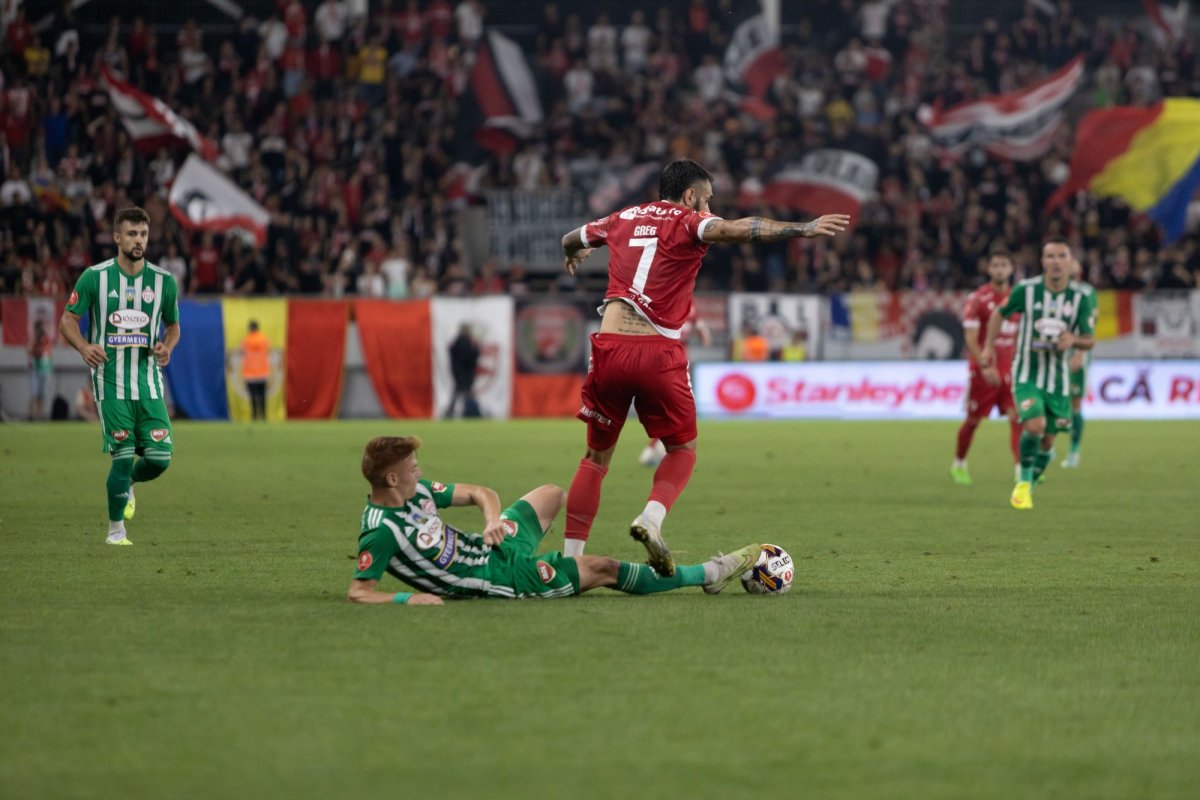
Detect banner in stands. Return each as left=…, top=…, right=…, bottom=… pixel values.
left=431, top=297, right=513, bottom=419
left=727, top=293, right=822, bottom=359
left=514, top=298, right=590, bottom=374
left=486, top=189, right=590, bottom=269
left=695, top=361, right=1200, bottom=420
left=1135, top=291, right=1197, bottom=357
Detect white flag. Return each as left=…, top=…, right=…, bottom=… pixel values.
left=168, top=154, right=270, bottom=246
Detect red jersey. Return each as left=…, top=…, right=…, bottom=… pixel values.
left=582, top=201, right=721, bottom=339
left=962, top=283, right=1017, bottom=371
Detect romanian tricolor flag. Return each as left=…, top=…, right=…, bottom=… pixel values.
left=1048, top=99, right=1200, bottom=242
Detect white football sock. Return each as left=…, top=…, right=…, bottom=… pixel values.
left=107, top=520, right=126, bottom=538
left=642, top=500, right=667, bottom=529
left=563, top=538, right=586, bottom=557
left=953, top=458, right=966, bottom=469
left=702, top=559, right=720, bottom=584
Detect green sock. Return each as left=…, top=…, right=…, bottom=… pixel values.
left=131, top=455, right=170, bottom=483
left=1019, top=432, right=1040, bottom=483
left=614, top=562, right=706, bottom=595
left=1034, top=446, right=1052, bottom=480
left=106, top=457, right=135, bottom=521
left=1070, top=412, right=1084, bottom=454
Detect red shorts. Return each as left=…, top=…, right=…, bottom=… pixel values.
left=577, top=333, right=696, bottom=450
left=966, top=368, right=1014, bottom=418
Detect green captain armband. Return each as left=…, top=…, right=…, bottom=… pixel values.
left=392, top=592, right=414, bottom=605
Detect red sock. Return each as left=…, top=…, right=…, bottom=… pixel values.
left=565, top=459, right=608, bottom=543
left=955, top=419, right=979, bottom=460
left=647, top=448, right=697, bottom=510
left=1009, top=419, right=1022, bottom=462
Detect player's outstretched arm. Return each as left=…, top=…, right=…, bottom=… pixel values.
left=700, top=214, right=851, bottom=244
left=561, top=227, right=595, bottom=276
left=347, top=579, right=444, bottom=605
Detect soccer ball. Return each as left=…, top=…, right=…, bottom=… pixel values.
left=741, top=544, right=794, bottom=594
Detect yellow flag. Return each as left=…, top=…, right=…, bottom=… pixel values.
left=222, top=298, right=287, bottom=421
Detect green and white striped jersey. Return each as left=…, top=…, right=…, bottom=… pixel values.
left=998, top=277, right=1097, bottom=394
left=353, top=480, right=512, bottom=598
left=66, top=259, right=180, bottom=403
left=1069, top=279, right=1097, bottom=371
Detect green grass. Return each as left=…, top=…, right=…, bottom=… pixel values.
left=1, top=419, right=1198, bottom=799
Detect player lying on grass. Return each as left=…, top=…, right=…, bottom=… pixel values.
left=346, top=436, right=760, bottom=605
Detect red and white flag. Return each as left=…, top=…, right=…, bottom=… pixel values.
left=168, top=154, right=270, bottom=246
left=741, top=150, right=878, bottom=222
left=919, top=56, right=1084, bottom=162
left=724, top=0, right=785, bottom=98
left=468, top=29, right=543, bottom=154
left=101, top=66, right=219, bottom=161
left=1142, top=1, right=1190, bottom=48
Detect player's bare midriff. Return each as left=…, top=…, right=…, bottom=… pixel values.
left=599, top=299, right=661, bottom=337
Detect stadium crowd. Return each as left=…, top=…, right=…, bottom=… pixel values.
left=1, top=0, right=1198, bottom=299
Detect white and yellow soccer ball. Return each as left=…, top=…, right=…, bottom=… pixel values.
left=741, top=543, right=794, bottom=594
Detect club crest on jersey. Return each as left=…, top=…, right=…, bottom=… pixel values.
left=357, top=551, right=373, bottom=571
left=142, top=287, right=155, bottom=303
left=430, top=481, right=446, bottom=492
left=536, top=561, right=556, bottom=583
left=112, top=429, right=130, bottom=442
left=420, top=498, right=435, bottom=514
left=150, top=428, right=169, bottom=442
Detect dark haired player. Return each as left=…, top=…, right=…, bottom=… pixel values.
left=59, top=207, right=181, bottom=545
left=560, top=158, right=849, bottom=574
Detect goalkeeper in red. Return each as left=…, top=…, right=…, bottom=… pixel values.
left=347, top=436, right=760, bottom=605
left=59, top=208, right=181, bottom=545
left=559, top=158, right=848, bottom=575
left=981, top=238, right=1096, bottom=510
left=951, top=246, right=1022, bottom=485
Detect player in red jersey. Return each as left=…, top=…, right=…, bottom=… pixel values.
left=951, top=247, right=1022, bottom=485
left=638, top=301, right=712, bottom=468
left=560, top=159, right=850, bottom=575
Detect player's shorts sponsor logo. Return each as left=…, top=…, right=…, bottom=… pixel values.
left=69, top=290, right=78, bottom=305
left=108, top=309, right=150, bottom=329
left=106, top=333, right=149, bottom=348
left=536, top=561, right=557, bottom=583
left=501, top=519, right=517, bottom=537
left=715, top=373, right=757, bottom=412
left=112, top=429, right=130, bottom=442
left=578, top=405, right=614, bottom=427
left=150, top=428, right=169, bottom=442
left=1056, top=418, right=1071, bottom=429
left=1020, top=398, right=1035, bottom=411
left=357, top=551, right=373, bottom=571
left=141, top=287, right=155, bottom=304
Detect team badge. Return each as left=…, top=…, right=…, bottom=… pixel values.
left=536, top=561, right=557, bottom=583
left=150, top=429, right=169, bottom=442
left=142, top=287, right=155, bottom=304
left=501, top=520, right=517, bottom=537
left=69, top=291, right=78, bottom=305
left=112, top=430, right=129, bottom=442
left=420, top=498, right=435, bottom=513
left=1020, top=398, right=1034, bottom=411
left=357, top=551, right=373, bottom=571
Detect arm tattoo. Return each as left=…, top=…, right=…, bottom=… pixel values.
left=749, top=217, right=763, bottom=243
left=747, top=218, right=809, bottom=243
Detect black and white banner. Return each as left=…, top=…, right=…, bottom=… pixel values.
left=740, top=150, right=878, bottom=222
left=1135, top=291, right=1198, bottom=357
left=728, top=293, right=823, bottom=360
left=168, top=155, right=270, bottom=246
left=724, top=0, right=785, bottom=98
left=102, top=66, right=219, bottom=161
left=919, top=56, right=1084, bottom=161
left=468, top=29, right=543, bottom=154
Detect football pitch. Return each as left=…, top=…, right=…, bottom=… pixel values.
left=1, top=419, right=1197, bottom=799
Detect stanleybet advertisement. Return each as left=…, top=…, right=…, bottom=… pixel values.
left=695, top=361, right=1200, bottom=420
